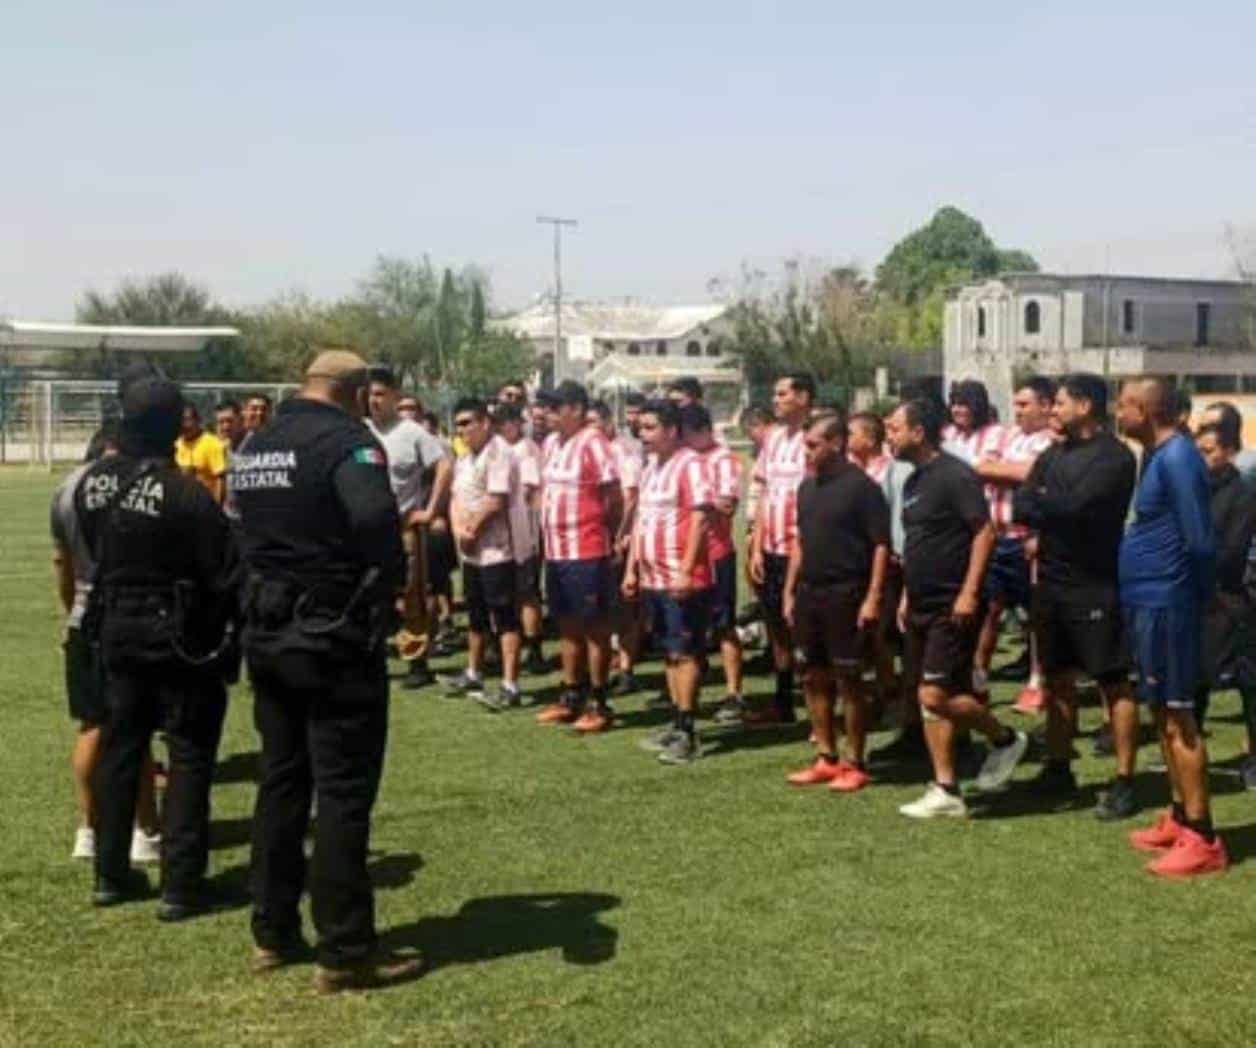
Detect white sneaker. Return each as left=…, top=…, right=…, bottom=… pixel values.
left=130, top=829, right=162, bottom=865
left=72, top=826, right=96, bottom=861
left=899, top=783, right=967, bottom=819
left=975, top=730, right=1029, bottom=792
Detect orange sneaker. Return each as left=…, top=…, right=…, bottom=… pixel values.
left=829, top=764, right=871, bottom=793
left=571, top=709, right=613, bottom=734
left=787, top=758, right=845, bottom=786
left=1145, top=827, right=1228, bottom=879
left=1128, top=811, right=1181, bottom=852
left=1013, top=685, right=1045, bottom=715
left=536, top=703, right=577, bottom=725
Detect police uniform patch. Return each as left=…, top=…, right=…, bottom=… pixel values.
left=354, top=447, right=386, bottom=466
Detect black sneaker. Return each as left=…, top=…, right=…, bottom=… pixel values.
left=1028, top=763, right=1078, bottom=797
left=157, top=884, right=237, bottom=923
left=609, top=672, right=640, bottom=697
left=1242, top=754, right=1256, bottom=791
left=92, top=870, right=152, bottom=908
left=401, top=662, right=436, bottom=691
left=1091, top=726, right=1114, bottom=757
left=646, top=691, right=674, bottom=713
left=869, top=726, right=928, bottom=767
left=1094, top=778, right=1139, bottom=821
left=522, top=648, right=549, bottom=676
left=657, top=731, right=700, bottom=765
left=712, top=695, right=747, bottom=725
left=442, top=672, right=485, bottom=698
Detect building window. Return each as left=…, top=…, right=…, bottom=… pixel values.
left=602, top=340, right=616, bottom=355
left=686, top=340, right=702, bottom=356
left=1023, top=301, right=1040, bottom=335
left=977, top=306, right=987, bottom=338
left=706, top=340, right=721, bottom=357
left=627, top=341, right=641, bottom=356
left=1196, top=303, right=1211, bottom=347
left=1122, top=299, right=1136, bottom=335
left=656, top=340, right=668, bottom=356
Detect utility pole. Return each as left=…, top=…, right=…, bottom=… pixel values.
left=537, top=216, right=577, bottom=383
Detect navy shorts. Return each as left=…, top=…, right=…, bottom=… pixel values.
left=646, top=589, right=711, bottom=657
left=1124, top=603, right=1202, bottom=709
left=983, top=536, right=1032, bottom=609
left=710, top=554, right=737, bottom=634
left=546, top=557, right=616, bottom=623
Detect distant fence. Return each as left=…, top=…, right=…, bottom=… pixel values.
left=0, top=380, right=298, bottom=466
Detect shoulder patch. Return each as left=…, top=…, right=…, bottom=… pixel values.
left=353, top=446, right=387, bottom=466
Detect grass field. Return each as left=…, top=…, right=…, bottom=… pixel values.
left=1, top=466, right=1253, bottom=1047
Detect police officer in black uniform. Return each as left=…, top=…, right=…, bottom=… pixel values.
left=78, top=373, right=236, bottom=919
left=235, top=349, right=419, bottom=993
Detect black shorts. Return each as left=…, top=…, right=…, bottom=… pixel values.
left=464, top=562, right=519, bottom=634
left=759, top=552, right=790, bottom=630
left=515, top=555, right=542, bottom=604
left=64, top=626, right=107, bottom=725
left=904, top=606, right=980, bottom=694
left=1032, top=589, right=1128, bottom=686
left=427, top=525, right=457, bottom=598
left=795, top=582, right=866, bottom=672
left=877, top=559, right=905, bottom=646
left=710, top=554, right=738, bottom=635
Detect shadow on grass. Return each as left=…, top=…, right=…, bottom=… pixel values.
left=381, top=892, right=620, bottom=981
left=369, top=851, right=424, bottom=890
left=214, top=750, right=260, bottom=785
left=1221, top=822, right=1256, bottom=865
left=210, top=815, right=254, bottom=851
left=701, top=721, right=812, bottom=757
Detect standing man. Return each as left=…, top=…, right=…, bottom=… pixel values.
left=78, top=376, right=236, bottom=917
left=215, top=400, right=245, bottom=450
left=681, top=404, right=746, bottom=720
left=367, top=367, right=452, bottom=690
left=886, top=399, right=1029, bottom=819
left=625, top=400, right=715, bottom=764
left=1013, top=374, right=1139, bottom=817
left=747, top=373, right=814, bottom=724
left=665, top=377, right=703, bottom=409
left=1116, top=378, right=1227, bottom=876
left=446, top=398, right=525, bottom=709
left=783, top=411, right=891, bottom=792
left=237, top=349, right=420, bottom=989
left=972, top=377, right=1057, bottom=713
left=535, top=381, right=623, bottom=731
left=243, top=394, right=273, bottom=435
left=175, top=402, right=227, bottom=504
left=496, top=403, right=547, bottom=675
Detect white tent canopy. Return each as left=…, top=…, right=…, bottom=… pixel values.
left=0, top=320, right=240, bottom=354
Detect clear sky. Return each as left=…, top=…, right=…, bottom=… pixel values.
left=4, top=2, right=1255, bottom=319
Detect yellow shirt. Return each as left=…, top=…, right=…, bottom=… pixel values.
left=451, top=434, right=470, bottom=458
left=175, top=432, right=227, bottom=497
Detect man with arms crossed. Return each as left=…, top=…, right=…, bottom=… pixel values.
left=535, top=381, right=623, bottom=732
left=1116, top=378, right=1227, bottom=876
left=625, top=400, right=715, bottom=765
left=495, top=403, right=548, bottom=675
left=783, top=411, right=891, bottom=793
left=887, top=399, right=1028, bottom=819
left=1013, top=374, right=1139, bottom=816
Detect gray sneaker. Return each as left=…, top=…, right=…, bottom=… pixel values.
left=476, top=685, right=523, bottom=713
left=712, top=695, right=747, bottom=725
left=975, top=730, right=1028, bottom=792
left=1240, top=754, right=1256, bottom=791
left=442, top=672, right=485, bottom=698
left=657, top=731, right=700, bottom=765
left=639, top=726, right=683, bottom=753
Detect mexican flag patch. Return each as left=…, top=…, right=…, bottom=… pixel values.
left=353, top=446, right=386, bottom=466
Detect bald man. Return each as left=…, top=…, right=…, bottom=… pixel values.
left=1115, top=377, right=1227, bottom=877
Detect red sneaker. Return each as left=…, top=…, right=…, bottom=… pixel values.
left=1129, top=811, right=1181, bottom=853
left=787, top=758, right=845, bottom=786
left=1146, top=828, right=1229, bottom=879
left=571, top=709, right=613, bottom=734
left=536, top=703, right=577, bottom=725
left=829, top=764, right=871, bottom=793
left=1013, top=685, right=1045, bottom=715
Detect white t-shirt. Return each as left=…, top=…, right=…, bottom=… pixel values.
left=451, top=435, right=518, bottom=566
left=369, top=416, right=449, bottom=515
left=507, top=436, right=542, bottom=563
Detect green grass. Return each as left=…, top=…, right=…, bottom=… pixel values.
left=1, top=466, right=1253, bottom=1047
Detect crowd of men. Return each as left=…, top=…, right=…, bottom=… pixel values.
left=50, top=354, right=1256, bottom=991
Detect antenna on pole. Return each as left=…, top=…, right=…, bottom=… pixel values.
left=537, top=216, right=578, bottom=383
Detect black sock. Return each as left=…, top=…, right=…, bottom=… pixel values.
left=678, top=710, right=696, bottom=736
left=1171, top=802, right=1187, bottom=825
left=1046, top=757, right=1071, bottom=773
left=819, top=752, right=839, bottom=765
left=937, top=781, right=960, bottom=796
left=998, top=727, right=1017, bottom=748
left=849, top=759, right=866, bottom=771
left=774, top=670, right=794, bottom=718
left=1186, top=816, right=1216, bottom=843
left=1115, top=773, right=1133, bottom=787
left=590, top=685, right=609, bottom=712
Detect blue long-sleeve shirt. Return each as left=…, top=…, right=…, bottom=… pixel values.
left=1119, top=433, right=1216, bottom=608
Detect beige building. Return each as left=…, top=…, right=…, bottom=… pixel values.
left=943, top=273, right=1256, bottom=411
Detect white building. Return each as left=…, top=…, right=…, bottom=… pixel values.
left=944, top=273, right=1255, bottom=412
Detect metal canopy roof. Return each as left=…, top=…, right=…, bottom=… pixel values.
left=0, top=320, right=240, bottom=353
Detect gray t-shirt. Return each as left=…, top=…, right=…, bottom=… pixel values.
left=368, top=416, right=449, bottom=515
left=50, top=463, right=95, bottom=628
left=881, top=458, right=915, bottom=558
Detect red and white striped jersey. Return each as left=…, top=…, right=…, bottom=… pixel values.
left=752, top=425, right=807, bottom=556
left=613, top=433, right=644, bottom=492
left=942, top=422, right=1008, bottom=469
left=700, top=442, right=742, bottom=563
left=540, top=430, right=561, bottom=469
left=541, top=427, right=619, bottom=561
left=853, top=452, right=893, bottom=487
left=635, top=447, right=714, bottom=591
left=991, top=426, right=1055, bottom=534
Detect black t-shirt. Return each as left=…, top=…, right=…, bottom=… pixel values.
left=797, top=463, right=891, bottom=588
left=901, top=451, right=990, bottom=610
left=1013, top=432, right=1135, bottom=604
